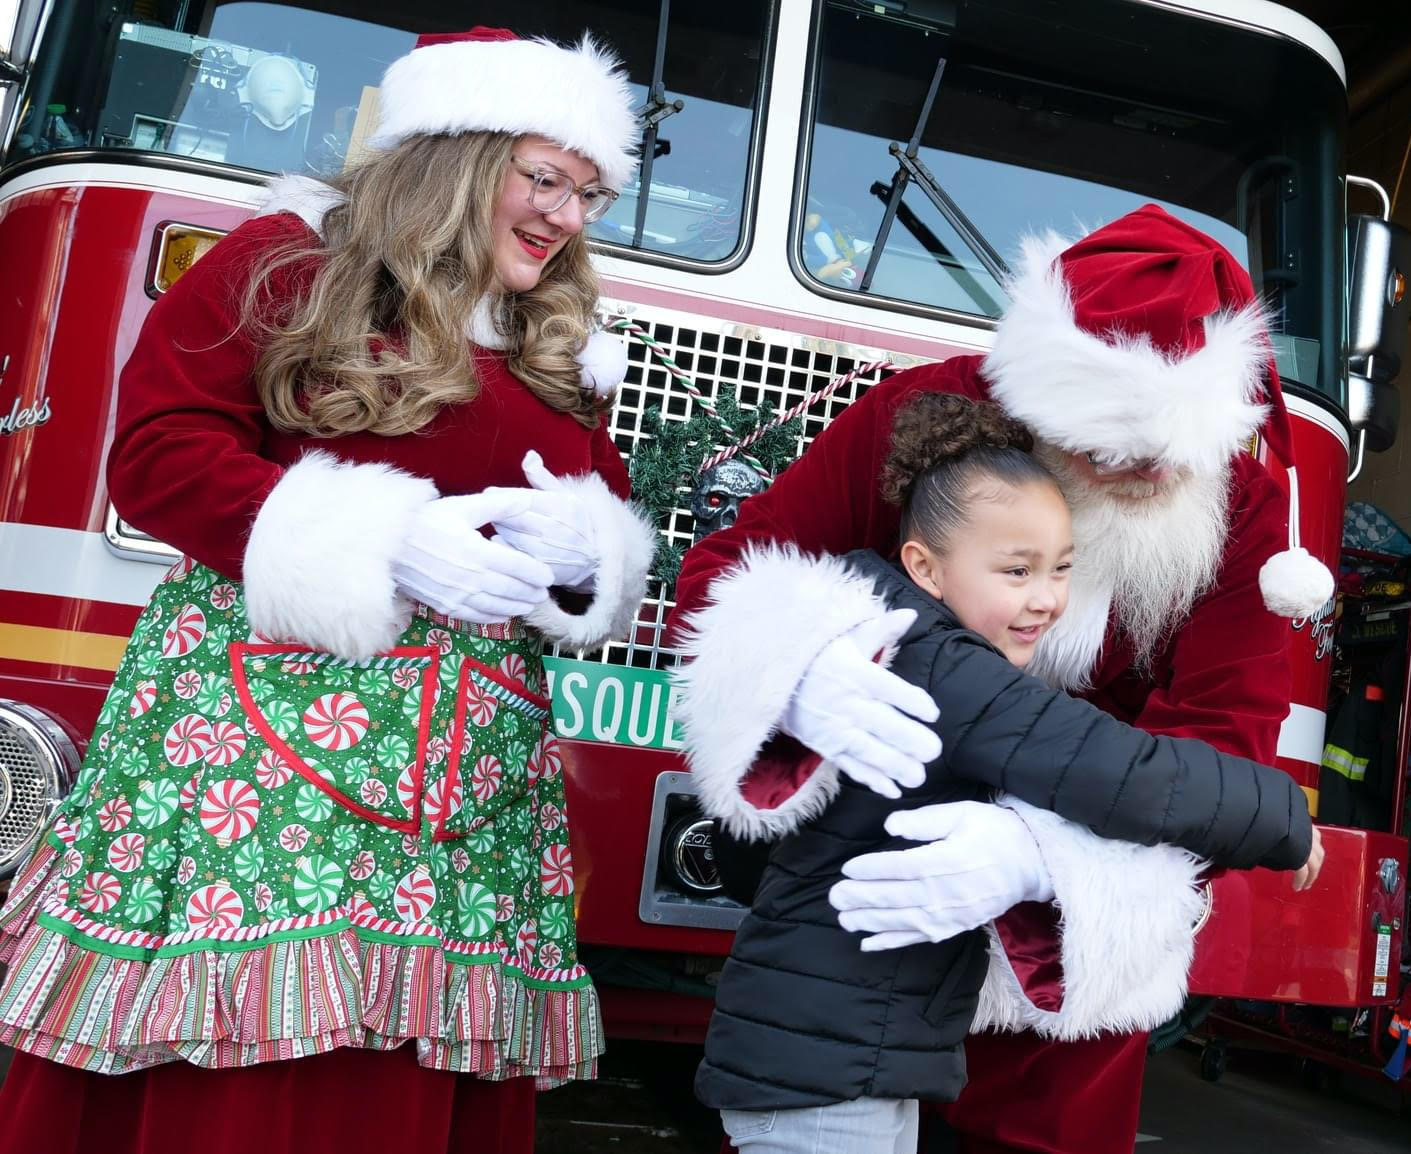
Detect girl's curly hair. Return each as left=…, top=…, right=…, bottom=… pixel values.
left=882, top=393, right=1056, bottom=550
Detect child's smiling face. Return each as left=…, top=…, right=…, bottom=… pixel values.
left=901, top=479, right=1074, bottom=667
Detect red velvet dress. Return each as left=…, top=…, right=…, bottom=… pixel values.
left=0, top=212, right=631, bottom=1154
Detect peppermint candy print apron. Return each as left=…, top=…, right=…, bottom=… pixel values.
left=0, top=558, right=600, bottom=1083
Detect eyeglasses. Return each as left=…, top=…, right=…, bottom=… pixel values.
left=509, top=156, right=618, bottom=224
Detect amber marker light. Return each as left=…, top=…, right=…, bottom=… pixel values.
left=147, top=223, right=228, bottom=297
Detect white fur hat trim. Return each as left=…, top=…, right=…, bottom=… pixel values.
left=983, top=231, right=1270, bottom=475
left=367, top=35, right=640, bottom=191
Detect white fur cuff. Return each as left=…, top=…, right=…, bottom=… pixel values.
left=525, top=473, right=656, bottom=651
left=244, top=452, right=437, bottom=660
left=971, top=797, right=1208, bottom=1041
left=672, top=547, right=889, bottom=840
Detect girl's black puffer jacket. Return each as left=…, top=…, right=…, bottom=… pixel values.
left=696, top=550, right=1312, bottom=1112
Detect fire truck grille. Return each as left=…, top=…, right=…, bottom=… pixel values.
left=0, top=730, right=51, bottom=869
left=561, top=304, right=925, bottom=671
left=0, top=706, right=77, bottom=877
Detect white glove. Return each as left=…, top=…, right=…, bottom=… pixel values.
left=829, top=801, right=1054, bottom=952
left=780, top=609, right=942, bottom=799
left=488, top=451, right=600, bottom=591
left=393, top=491, right=556, bottom=623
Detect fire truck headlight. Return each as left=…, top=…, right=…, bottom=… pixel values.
left=661, top=814, right=724, bottom=896
left=0, top=703, right=79, bottom=879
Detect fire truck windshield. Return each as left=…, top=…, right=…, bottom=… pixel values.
left=801, top=0, right=1349, bottom=409
left=2, top=0, right=771, bottom=265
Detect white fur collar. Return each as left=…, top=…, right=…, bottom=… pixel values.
left=468, top=297, right=510, bottom=349
left=256, top=174, right=344, bottom=235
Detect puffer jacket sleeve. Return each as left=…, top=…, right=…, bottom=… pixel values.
left=925, top=632, right=1312, bottom=871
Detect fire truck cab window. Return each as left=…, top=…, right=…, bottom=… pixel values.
left=801, top=0, right=1347, bottom=407
left=4, top=0, right=770, bottom=265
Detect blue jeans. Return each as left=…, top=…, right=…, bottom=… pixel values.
left=721, top=1097, right=920, bottom=1154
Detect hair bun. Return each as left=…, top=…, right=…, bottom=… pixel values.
left=881, top=393, right=1033, bottom=504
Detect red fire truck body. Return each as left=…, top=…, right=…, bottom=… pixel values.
left=0, top=0, right=1405, bottom=1047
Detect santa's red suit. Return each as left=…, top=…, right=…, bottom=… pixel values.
left=670, top=205, right=1329, bottom=1154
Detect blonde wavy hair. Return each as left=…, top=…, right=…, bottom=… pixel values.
left=243, top=131, right=606, bottom=436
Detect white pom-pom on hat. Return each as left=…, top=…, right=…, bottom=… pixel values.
left=577, top=329, right=629, bottom=398
left=1259, top=546, right=1335, bottom=618
left=1259, top=467, right=1335, bottom=618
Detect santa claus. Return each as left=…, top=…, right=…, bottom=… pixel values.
left=669, top=204, right=1332, bottom=1154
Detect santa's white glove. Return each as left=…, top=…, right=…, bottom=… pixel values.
left=780, top=609, right=942, bottom=800
left=487, top=451, right=600, bottom=591
left=829, top=801, right=1054, bottom=952
left=393, top=491, right=556, bottom=623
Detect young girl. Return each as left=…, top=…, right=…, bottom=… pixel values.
left=0, top=27, right=655, bottom=1154
left=684, top=394, right=1316, bottom=1154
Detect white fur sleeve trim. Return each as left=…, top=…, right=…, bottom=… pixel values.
left=970, top=796, right=1207, bottom=1041
left=671, top=547, right=890, bottom=841
left=524, top=473, right=656, bottom=650
left=244, top=451, right=436, bottom=660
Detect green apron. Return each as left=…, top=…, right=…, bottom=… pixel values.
left=0, top=557, right=600, bottom=1082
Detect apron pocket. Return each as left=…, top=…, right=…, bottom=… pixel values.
left=229, top=643, right=440, bottom=833
left=436, top=657, right=552, bottom=840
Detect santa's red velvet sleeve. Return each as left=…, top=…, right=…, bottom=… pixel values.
left=672, top=358, right=984, bottom=622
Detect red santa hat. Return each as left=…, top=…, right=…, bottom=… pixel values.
left=366, top=26, right=639, bottom=191
left=983, top=203, right=1333, bottom=618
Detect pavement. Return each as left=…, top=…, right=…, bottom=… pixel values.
left=535, top=1040, right=1411, bottom=1153
left=0, top=1036, right=1404, bottom=1151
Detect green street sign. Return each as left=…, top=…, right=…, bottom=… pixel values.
left=543, top=657, right=685, bottom=750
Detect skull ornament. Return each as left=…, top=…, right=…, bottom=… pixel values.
left=690, top=459, right=765, bottom=543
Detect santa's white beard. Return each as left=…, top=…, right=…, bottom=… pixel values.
left=1027, top=447, right=1232, bottom=690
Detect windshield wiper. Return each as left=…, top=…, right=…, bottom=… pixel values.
left=632, top=0, right=686, bottom=249
left=861, top=53, right=1009, bottom=303
left=867, top=181, right=1004, bottom=316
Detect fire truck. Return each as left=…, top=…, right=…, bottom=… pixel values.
left=0, top=0, right=1407, bottom=1053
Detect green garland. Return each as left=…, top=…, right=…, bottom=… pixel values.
left=629, top=387, right=802, bottom=591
